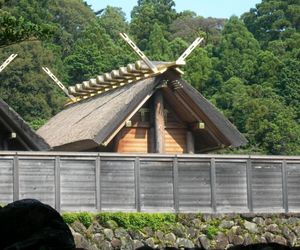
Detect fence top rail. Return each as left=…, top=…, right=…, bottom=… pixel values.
left=0, top=151, right=299, bottom=161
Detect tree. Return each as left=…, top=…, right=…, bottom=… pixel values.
left=170, top=12, right=225, bottom=45
left=242, top=0, right=300, bottom=46
left=130, top=0, right=177, bottom=50
left=98, top=6, right=129, bottom=41
left=146, top=23, right=171, bottom=60
left=0, top=41, right=65, bottom=123
left=216, top=17, right=260, bottom=83
left=0, top=10, right=53, bottom=48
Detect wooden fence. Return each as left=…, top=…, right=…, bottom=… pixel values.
left=0, top=152, right=299, bottom=213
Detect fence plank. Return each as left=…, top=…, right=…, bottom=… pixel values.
left=135, top=157, right=141, bottom=212
left=55, top=156, right=61, bottom=212
left=215, top=161, right=247, bottom=212
left=282, top=160, right=288, bottom=213
left=246, top=158, right=253, bottom=212
left=210, top=158, right=217, bottom=212
left=96, top=155, right=101, bottom=211
left=173, top=156, right=179, bottom=212
left=13, top=154, right=19, bottom=201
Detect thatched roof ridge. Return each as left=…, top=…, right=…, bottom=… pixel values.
left=0, top=99, right=50, bottom=151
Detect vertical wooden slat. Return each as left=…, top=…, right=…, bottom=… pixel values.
left=282, top=160, right=288, bottom=213
left=13, top=153, right=19, bottom=201
left=135, top=157, right=141, bottom=212
left=173, top=156, right=179, bottom=212
left=246, top=158, right=253, bottom=212
left=210, top=158, right=217, bottom=212
left=96, top=155, right=101, bottom=211
left=55, top=156, right=61, bottom=212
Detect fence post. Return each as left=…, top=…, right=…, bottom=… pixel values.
left=13, top=153, right=19, bottom=201
left=55, top=156, right=61, bottom=212
left=135, top=157, right=141, bottom=212
left=246, top=158, right=253, bottom=212
left=282, top=160, right=288, bottom=213
left=173, top=156, right=179, bottom=213
left=96, top=155, right=101, bottom=211
left=210, top=158, right=217, bottom=212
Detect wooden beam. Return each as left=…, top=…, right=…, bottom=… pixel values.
left=186, top=131, right=194, bottom=154
left=154, top=91, right=165, bottom=153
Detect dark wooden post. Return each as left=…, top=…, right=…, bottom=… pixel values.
left=186, top=131, right=194, bottom=154
left=154, top=91, right=165, bottom=153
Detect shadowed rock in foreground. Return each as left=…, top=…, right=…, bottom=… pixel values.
left=0, top=199, right=75, bottom=249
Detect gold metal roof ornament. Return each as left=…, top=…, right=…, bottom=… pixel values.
left=42, top=34, right=204, bottom=105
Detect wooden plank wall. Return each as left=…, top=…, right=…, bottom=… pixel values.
left=0, top=152, right=299, bottom=213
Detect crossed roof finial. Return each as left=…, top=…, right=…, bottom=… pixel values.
left=42, top=33, right=204, bottom=105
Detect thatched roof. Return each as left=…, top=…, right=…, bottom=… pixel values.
left=38, top=65, right=247, bottom=151
left=38, top=77, right=161, bottom=151
left=0, top=99, right=50, bottom=151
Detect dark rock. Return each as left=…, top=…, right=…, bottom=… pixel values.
left=263, top=232, right=274, bottom=243
left=293, top=226, right=300, bottom=236
left=115, top=227, right=128, bottom=238
left=172, top=223, right=186, bottom=238
left=106, top=220, right=119, bottom=230
left=254, top=236, right=267, bottom=244
left=231, top=226, right=242, bottom=235
left=244, top=221, right=258, bottom=233
left=133, top=240, right=144, bottom=249
left=243, top=233, right=253, bottom=245
left=164, top=232, right=176, bottom=244
left=199, top=235, right=210, bottom=250
left=93, top=233, right=105, bottom=243
left=252, top=217, right=264, bottom=226
left=121, top=235, right=133, bottom=250
left=287, top=217, right=299, bottom=225
left=220, top=220, right=234, bottom=229
left=240, top=213, right=256, bottom=220
left=87, top=221, right=103, bottom=234
left=129, top=229, right=145, bottom=240
left=232, top=235, right=244, bottom=245
left=155, top=230, right=164, bottom=242
left=143, top=227, right=154, bottom=238
left=72, top=221, right=87, bottom=234
left=264, top=218, right=273, bottom=225
left=73, top=232, right=90, bottom=249
left=176, top=238, right=194, bottom=249
left=215, top=232, right=229, bottom=250
left=192, top=218, right=203, bottom=229
left=104, top=228, right=114, bottom=241
left=202, top=214, right=212, bottom=222
left=273, top=235, right=287, bottom=246
left=98, top=240, right=112, bottom=250
left=266, top=224, right=280, bottom=234
left=187, top=227, right=198, bottom=238
left=0, top=199, right=75, bottom=250
left=111, top=237, right=122, bottom=248
left=145, top=238, right=156, bottom=249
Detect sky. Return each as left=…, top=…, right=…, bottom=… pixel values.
left=85, top=0, right=262, bottom=19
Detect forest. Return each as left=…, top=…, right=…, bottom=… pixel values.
left=0, top=0, right=299, bottom=155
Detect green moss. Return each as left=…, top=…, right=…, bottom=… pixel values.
left=206, top=225, right=219, bottom=239
left=62, top=212, right=93, bottom=228
left=96, top=212, right=176, bottom=231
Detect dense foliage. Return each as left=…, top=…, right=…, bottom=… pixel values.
left=0, top=0, right=299, bottom=155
